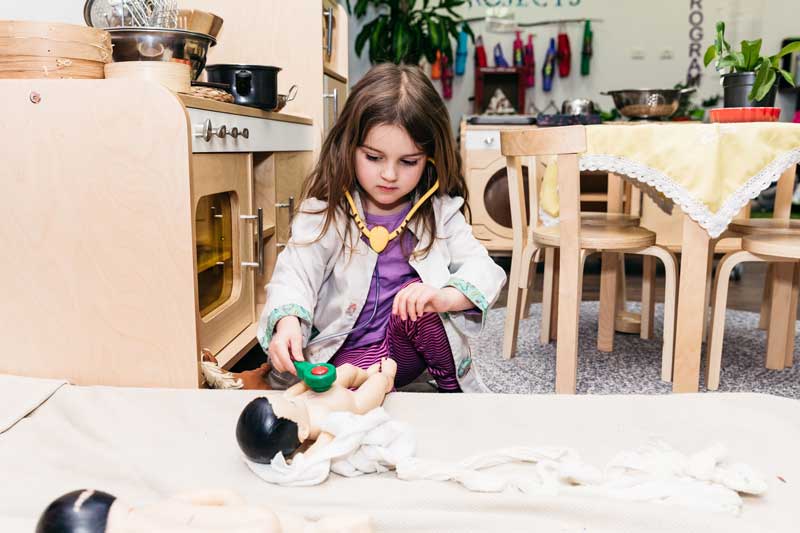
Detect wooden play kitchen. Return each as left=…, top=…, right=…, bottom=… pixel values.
left=0, top=1, right=348, bottom=388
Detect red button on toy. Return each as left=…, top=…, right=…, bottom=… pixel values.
left=311, top=366, right=329, bottom=376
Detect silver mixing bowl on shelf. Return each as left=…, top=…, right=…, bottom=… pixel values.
left=107, top=27, right=216, bottom=81
left=601, top=88, right=696, bottom=119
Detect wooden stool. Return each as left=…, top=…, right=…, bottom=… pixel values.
left=706, top=234, right=800, bottom=390
left=501, top=126, right=679, bottom=393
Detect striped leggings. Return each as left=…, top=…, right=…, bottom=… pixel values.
left=330, top=311, right=462, bottom=392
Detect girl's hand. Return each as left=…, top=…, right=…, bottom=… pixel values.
left=392, top=283, right=467, bottom=321
left=268, top=316, right=304, bottom=374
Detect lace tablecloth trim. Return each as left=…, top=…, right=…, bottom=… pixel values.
left=579, top=150, right=800, bottom=238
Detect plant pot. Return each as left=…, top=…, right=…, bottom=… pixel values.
left=722, top=72, right=777, bottom=107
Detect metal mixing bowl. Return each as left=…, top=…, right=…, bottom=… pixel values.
left=107, top=27, right=216, bottom=81
left=601, top=88, right=696, bottom=119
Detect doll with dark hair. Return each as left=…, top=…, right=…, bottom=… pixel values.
left=236, top=359, right=397, bottom=464
left=36, top=488, right=372, bottom=532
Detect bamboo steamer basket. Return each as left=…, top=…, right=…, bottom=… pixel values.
left=0, top=20, right=112, bottom=79
left=105, top=61, right=192, bottom=93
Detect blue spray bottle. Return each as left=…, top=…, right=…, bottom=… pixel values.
left=542, top=37, right=557, bottom=92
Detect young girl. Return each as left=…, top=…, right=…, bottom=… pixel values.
left=256, top=63, right=506, bottom=393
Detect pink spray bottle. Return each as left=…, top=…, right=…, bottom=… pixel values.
left=524, top=34, right=535, bottom=87
left=513, top=30, right=524, bottom=67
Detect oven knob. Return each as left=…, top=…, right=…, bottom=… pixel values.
left=228, top=127, right=239, bottom=139
left=241, top=128, right=250, bottom=139
left=216, top=125, right=227, bottom=138
left=195, top=119, right=215, bottom=142
left=483, top=136, right=495, bottom=146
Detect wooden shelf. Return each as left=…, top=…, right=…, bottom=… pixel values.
left=196, top=248, right=231, bottom=274
left=323, top=66, right=347, bottom=83
left=580, top=193, right=609, bottom=202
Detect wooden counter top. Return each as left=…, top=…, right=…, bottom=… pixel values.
left=179, top=94, right=313, bottom=126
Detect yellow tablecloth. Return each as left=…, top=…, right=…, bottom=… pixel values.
left=540, top=122, right=800, bottom=237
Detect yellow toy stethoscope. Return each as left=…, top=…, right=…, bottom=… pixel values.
left=302, top=157, right=439, bottom=356
left=343, top=158, right=439, bottom=253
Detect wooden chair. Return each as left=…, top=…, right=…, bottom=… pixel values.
left=500, top=126, right=679, bottom=393
left=705, top=164, right=800, bottom=390
left=537, top=176, right=649, bottom=350
left=706, top=234, right=800, bottom=390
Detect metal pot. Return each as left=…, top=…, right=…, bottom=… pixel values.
left=107, top=27, right=216, bottom=81
left=561, top=98, right=597, bottom=116
left=601, top=88, right=696, bottom=119
left=205, top=64, right=281, bottom=110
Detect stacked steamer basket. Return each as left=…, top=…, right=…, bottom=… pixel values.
left=0, top=20, right=112, bottom=79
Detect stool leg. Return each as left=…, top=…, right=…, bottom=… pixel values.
left=598, top=251, right=618, bottom=352
left=783, top=263, right=799, bottom=368
left=766, top=262, right=794, bottom=370
left=541, top=248, right=560, bottom=343
left=706, top=251, right=754, bottom=390
left=637, top=247, right=678, bottom=382
left=641, top=255, right=656, bottom=340
left=701, top=246, right=714, bottom=343
left=520, top=244, right=538, bottom=320
left=759, top=264, right=774, bottom=330
left=550, top=251, right=560, bottom=341
left=502, top=247, right=525, bottom=360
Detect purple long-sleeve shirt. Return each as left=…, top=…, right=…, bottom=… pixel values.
left=339, top=205, right=419, bottom=351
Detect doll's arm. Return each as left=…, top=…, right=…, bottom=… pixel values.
left=333, top=363, right=371, bottom=389
left=284, top=380, right=311, bottom=397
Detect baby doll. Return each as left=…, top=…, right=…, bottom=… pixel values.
left=236, top=359, right=397, bottom=464
left=36, top=488, right=372, bottom=532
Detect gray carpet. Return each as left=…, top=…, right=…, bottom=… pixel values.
left=470, top=302, right=800, bottom=398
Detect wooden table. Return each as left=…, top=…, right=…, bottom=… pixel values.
left=672, top=165, right=797, bottom=392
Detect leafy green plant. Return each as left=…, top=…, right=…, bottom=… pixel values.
left=704, top=21, right=800, bottom=101
left=346, top=0, right=474, bottom=65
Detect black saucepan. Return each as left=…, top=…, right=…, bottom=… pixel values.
left=205, top=64, right=281, bottom=110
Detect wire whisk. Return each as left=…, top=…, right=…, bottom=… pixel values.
left=105, top=0, right=179, bottom=29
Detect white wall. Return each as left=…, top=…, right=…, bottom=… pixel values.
left=1, top=0, right=85, bottom=24
left=5, top=0, right=797, bottom=123
left=346, top=0, right=800, bottom=128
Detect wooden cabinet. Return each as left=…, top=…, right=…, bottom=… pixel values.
left=0, top=79, right=315, bottom=387
left=192, top=153, right=256, bottom=358
left=323, top=71, right=348, bottom=135
left=254, top=151, right=314, bottom=302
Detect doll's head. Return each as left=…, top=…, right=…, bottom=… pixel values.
left=236, top=397, right=301, bottom=464
left=36, top=489, right=116, bottom=533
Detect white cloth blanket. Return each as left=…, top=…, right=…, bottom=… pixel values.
left=245, top=408, right=766, bottom=515
left=244, top=407, right=416, bottom=486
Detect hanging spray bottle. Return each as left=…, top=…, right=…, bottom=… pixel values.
left=581, top=20, right=593, bottom=76
left=524, top=34, right=535, bottom=87
left=513, top=30, right=524, bottom=67
left=542, top=37, right=557, bottom=92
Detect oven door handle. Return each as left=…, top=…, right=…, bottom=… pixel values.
left=275, top=196, right=295, bottom=249
left=240, top=207, right=264, bottom=276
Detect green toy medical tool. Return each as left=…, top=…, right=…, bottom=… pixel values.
left=293, top=361, right=337, bottom=392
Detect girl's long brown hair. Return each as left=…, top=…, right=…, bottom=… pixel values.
left=301, top=62, right=467, bottom=258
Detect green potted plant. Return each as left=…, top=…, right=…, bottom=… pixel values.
left=346, top=0, right=473, bottom=65
left=704, top=21, right=800, bottom=107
